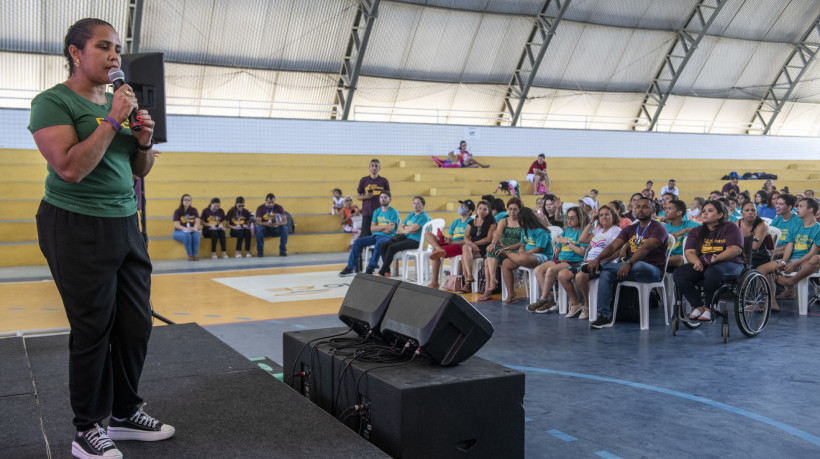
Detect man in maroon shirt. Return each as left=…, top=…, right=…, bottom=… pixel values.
left=357, top=159, right=390, bottom=238
left=526, top=153, right=548, bottom=194
left=255, top=193, right=289, bottom=257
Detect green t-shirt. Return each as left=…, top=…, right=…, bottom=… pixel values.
left=771, top=214, right=802, bottom=246
left=785, top=222, right=820, bottom=260
left=27, top=84, right=138, bottom=217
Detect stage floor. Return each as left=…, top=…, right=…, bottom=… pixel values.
left=2, top=254, right=820, bottom=458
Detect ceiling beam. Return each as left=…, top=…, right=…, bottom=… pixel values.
left=635, top=0, right=727, bottom=131
left=498, top=0, right=572, bottom=127
left=333, top=0, right=381, bottom=120
left=747, top=12, right=820, bottom=135
left=125, top=0, right=144, bottom=54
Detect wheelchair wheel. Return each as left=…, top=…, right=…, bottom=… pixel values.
left=734, top=269, right=771, bottom=337
left=675, top=289, right=702, bottom=329
left=722, top=323, right=729, bottom=344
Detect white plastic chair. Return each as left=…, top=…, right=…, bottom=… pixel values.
left=401, top=218, right=445, bottom=284
left=611, top=234, right=676, bottom=330
left=387, top=219, right=437, bottom=280
left=796, top=270, right=820, bottom=315
left=767, top=226, right=781, bottom=261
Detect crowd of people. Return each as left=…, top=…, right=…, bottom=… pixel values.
left=171, top=192, right=289, bottom=260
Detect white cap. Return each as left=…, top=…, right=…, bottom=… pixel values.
left=578, top=196, right=597, bottom=209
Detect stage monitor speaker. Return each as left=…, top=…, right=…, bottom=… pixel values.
left=380, top=283, right=493, bottom=366
left=338, top=274, right=401, bottom=338
left=121, top=53, right=166, bottom=142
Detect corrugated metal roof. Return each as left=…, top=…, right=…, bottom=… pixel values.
left=391, top=0, right=544, bottom=16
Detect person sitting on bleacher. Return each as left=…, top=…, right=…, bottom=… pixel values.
left=806, top=189, right=815, bottom=199
left=556, top=205, right=622, bottom=320
left=339, top=191, right=400, bottom=277
left=660, top=179, right=679, bottom=200
left=737, top=201, right=772, bottom=269
left=526, top=153, right=548, bottom=194
left=200, top=197, right=228, bottom=259
left=457, top=201, right=496, bottom=293
left=172, top=193, right=201, bottom=261
left=586, top=196, right=669, bottom=329
left=424, top=200, right=475, bottom=290
left=226, top=196, right=253, bottom=258
left=255, top=193, right=289, bottom=257
left=376, top=196, right=430, bottom=278
left=722, top=175, right=740, bottom=197
left=673, top=200, right=745, bottom=322
left=664, top=199, right=700, bottom=269
left=498, top=207, right=552, bottom=305
left=758, top=198, right=820, bottom=312
left=526, top=206, right=589, bottom=314
left=450, top=140, right=490, bottom=168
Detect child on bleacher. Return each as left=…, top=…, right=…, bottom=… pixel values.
left=331, top=188, right=344, bottom=215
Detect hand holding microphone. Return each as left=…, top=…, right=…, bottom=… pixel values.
left=108, top=68, right=141, bottom=132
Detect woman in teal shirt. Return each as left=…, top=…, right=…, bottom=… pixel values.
left=377, top=196, right=430, bottom=277
left=499, top=207, right=552, bottom=305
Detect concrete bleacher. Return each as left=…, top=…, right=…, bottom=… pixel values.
left=2, top=148, right=819, bottom=267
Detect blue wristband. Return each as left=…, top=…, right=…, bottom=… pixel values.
left=104, top=116, right=122, bottom=132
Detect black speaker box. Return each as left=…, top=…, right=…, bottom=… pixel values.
left=121, top=53, right=167, bottom=142
left=380, top=283, right=494, bottom=366
left=284, top=327, right=524, bottom=459
left=338, top=274, right=401, bottom=338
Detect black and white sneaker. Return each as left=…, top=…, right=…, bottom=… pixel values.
left=590, top=315, right=614, bottom=329
left=72, top=424, right=122, bottom=459
left=108, top=405, right=175, bottom=442
left=339, top=267, right=356, bottom=277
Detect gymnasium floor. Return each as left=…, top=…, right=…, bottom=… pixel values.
left=2, top=254, right=819, bottom=458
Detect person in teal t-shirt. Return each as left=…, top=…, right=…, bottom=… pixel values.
left=759, top=198, right=820, bottom=311
left=341, top=191, right=401, bottom=276
left=497, top=208, right=551, bottom=305
left=27, top=18, right=174, bottom=456
left=424, top=199, right=475, bottom=290
left=771, top=193, right=801, bottom=259
left=663, top=199, right=701, bottom=268
left=377, top=196, right=431, bottom=277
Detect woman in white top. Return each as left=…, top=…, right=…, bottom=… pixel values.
left=557, top=205, right=621, bottom=320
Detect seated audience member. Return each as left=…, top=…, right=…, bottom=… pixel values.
left=339, top=191, right=400, bottom=276
left=499, top=207, right=552, bottom=305
left=660, top=179, right=679, bottom=200
left=673, top=200, right=745, bottom=322
left=557, top=205, right=622, bottom=319
left=609, top=200, right=632, bottom=229
left=201, top=197, right=228, bottom=259
left=756, top=198, right=820, bottom=312
left=331, top=188, right=344, bottom=215
left=534, top=197, right=547, bottom=225
left=664, top=199, right=701, bottom=269
left=173, top=194, right=201, bottom=261
left=526, top=153, right=549, bottom=194
left=624, top=193, right=643, bottom=221
left=424, top=200, right=475, bottom=289
left=226, top=196, right=253, bottom=258
left=737, top=202, right=772, bottom=268
left=377, top=196, right=430, bottom=278
left=763, top=179, right=776, bottom=193
left=449, top=140, right=489, bottom=168
left=754, top=190, right=767, bottom=212
left=687, top=196, right=705, bottom=221
left=644, top=180, right=656, bottom=201
left=585, top=197, right=669, bottom=329
left=491, top=198, right=507, bottom=222
left=780, top=187, right=790, bottom=195
left=657, top=191, right=678, bottom=221
left=709, top=190, right=722, bottom=201
left=805, top=189, right=815, bottom=199
left=481, top=194, right=495, bottom=203
left=527, top=207, right=589, bottom=314
left=722, top=175, right=740, bottom=197
left=339, top=196, right=362, bottom=249
left=759, top=190, right=779, bottom=220
left=771, top=193, right=800, bottom=259
left=737, top=191, right=751, bottom=208
left=255, top=193, right=289, bottom=257
left=458, top=201, right=497, bottom=293
left=719, top=196, right=742, bottom=223
left=478, top=198, right=522, bottom=301
left=589, top=189, right=600, bottom=209
left=541, top=194, right=564, bottom=227
left=577, top=196, right=597, bottom=219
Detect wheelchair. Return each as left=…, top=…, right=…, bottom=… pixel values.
left=670, top=237, right=771, bottom=343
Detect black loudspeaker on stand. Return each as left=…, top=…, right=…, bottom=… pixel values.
left=121, top=53, right=172, bottom=325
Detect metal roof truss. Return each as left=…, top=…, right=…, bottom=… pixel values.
left=334, top=0, right=381, bottom=120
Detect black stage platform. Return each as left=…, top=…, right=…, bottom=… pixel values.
left=0, top=323, right=387, bottom=458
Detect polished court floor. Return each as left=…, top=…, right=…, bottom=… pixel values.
left=2, top=254, right=819, bottom=458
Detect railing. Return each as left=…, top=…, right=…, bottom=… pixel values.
left=3, top=88, right=819, bottom=136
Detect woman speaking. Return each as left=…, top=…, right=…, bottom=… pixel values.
left=28, top=18, right=174, bottom=459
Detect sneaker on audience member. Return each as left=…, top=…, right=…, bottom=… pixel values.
left=107, top=405, right=175, bottom=442
left=566, top=302, right=583, bottom=318
left=526, top=298, right=547, bottom=312
left=245, top=253, right=253, bottom=258
left=578, top=307, right=589, bottom=320
left=339, top=267, right=356, bottom=277
left=535, top=303, right=558, bottom=314
left=590, top=315, right=613, bottom=329
left=72, top=423, right=122, bottom=459
left=365, top=267, right=374, bottom=275
left=235, top=253, right=242, bottom=258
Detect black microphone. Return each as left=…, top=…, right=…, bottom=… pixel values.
left=107, top=68, right=141, bottom=131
